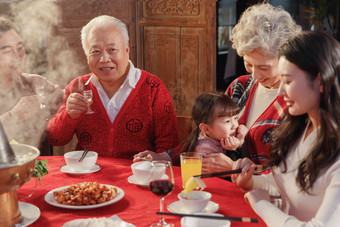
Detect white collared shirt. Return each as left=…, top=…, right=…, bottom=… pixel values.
left=91, top=60, right=141, bottom=123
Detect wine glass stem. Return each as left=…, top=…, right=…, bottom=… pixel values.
left=159, top=197, right=165, bottom=224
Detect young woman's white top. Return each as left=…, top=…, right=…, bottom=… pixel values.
left=251, top=126, right=340, bottom=227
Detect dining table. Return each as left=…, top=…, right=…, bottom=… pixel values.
left=17, top=156, right=266, bottom=227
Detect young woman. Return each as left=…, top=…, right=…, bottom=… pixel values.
left=232, top=31, right=340, bottom=226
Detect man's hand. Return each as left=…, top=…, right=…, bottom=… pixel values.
left=66, top=93, right=88, bottom=119
left=10, top=95, right=45, bottom=121
left=133, top=150, right=171, bottom=162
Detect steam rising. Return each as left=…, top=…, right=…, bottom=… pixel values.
left=10, top=0, right=85, bottom=86
left=0, top=0, right=86, bottom=153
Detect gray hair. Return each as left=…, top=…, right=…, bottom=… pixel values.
left=0, top=17, right=20, bottom=37
left=231, top=3, right=301, bottom=57
left=81, top=15, right=129, bottom=56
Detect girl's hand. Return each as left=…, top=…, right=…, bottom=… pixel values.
left=231, top=158, right=256, bottom=191
left=220, top=136, right=241, bottom=150
left=244, top=189, right=270, bottom=209
left=236, top=124, right=249, bottom=144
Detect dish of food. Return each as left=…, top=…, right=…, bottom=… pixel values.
left=44, top=182, right=124, bottom=209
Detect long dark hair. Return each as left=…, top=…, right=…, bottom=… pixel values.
left=182, top=92, right=240, bottom=153
left=267, top=31, right=340, bottom=192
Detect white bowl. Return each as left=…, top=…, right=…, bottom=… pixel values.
left=181, top=213, right=230, bottom=227
left=64, top=150, right=98, bottom=172
left=178, top=191, right=212, bottom=213
left=131, top=161, right=152, bottom=184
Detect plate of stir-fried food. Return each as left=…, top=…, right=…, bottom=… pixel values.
left=44, top=182, right=124, bottom=209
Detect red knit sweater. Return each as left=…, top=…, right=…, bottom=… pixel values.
left=226, top=75, right=286, bottom=164
left=47, top=71, right=179, bottom=159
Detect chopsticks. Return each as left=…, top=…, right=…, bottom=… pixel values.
left=194, top=169, right=242, bottom=178
left=156, top=212, right=259, bottom=223
left=78, top=145, right=91, bottom=162
left=193, top=166, right=264, bottom=178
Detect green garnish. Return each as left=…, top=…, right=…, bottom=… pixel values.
left=32, top=160, right=48, bottom=184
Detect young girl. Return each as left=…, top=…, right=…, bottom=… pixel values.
left=183, top=92, right=249, bottom=161
left=133, top=92, right=249, bottom=164
left=232, top=31, right=340, bottom=226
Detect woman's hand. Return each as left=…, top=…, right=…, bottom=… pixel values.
left=202, top=153, right=234, bottom=174
left=66, top=93, right=88, bottom=119
left=244, top=188, right=270, bottom=209
left=133, top=150, right=171, bottom=162
left=231, top=158, right=256, bottom=191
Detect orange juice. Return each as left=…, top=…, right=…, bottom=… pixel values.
left=180, top=153, right=202, bottom=187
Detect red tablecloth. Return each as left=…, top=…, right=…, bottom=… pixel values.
left=17, top=156, right=265, bottom=227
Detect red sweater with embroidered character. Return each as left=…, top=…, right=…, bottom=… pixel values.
left=47, top=71, right=179, bottom=159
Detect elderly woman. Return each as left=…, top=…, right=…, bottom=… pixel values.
left=202, top=3, right=301, bottom=173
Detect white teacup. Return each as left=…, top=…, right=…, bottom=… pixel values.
left=131, top=161, right=165, bottom=184
left=178, top=191, right=211, bottom=213
left=64, top=150, right=98, bottom=172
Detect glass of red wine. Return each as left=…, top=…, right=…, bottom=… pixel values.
left=149, top=160, right=174, bottom=227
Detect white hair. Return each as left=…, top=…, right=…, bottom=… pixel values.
left=231, top=3, right=301, bottom=57
left=81, top=15, right=129, bottom=55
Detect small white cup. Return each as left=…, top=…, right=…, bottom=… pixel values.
left=178, top=191, right=211, bottom=213
left=181, top=213, right=230, bottom=227
left=131, top=161, right=152, bottom=184
left=131, top=161, right=166, bottom=184
left=64, top=150, right=98, bottom=172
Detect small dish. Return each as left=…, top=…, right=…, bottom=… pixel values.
left=127, top=174, right=169, bottom=187
left=59, top=164, right=101, bottom=175
left=127, top=175, right=149, bottom=186
left=15, top=202, right=40, bottom=227
left=167, top=200, right=219, bottom=214
left=181, top=213, right=230, bottom=227
left=44, top=184, right=124, bottom=209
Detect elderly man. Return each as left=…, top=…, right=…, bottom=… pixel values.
left=47, top=15, right=179, bottom=158
left=0, top=17, right=63, bottom=155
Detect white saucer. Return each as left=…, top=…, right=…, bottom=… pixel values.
left=167, top=200, right=219, bottom=214
left=59, top=164, right=101, bottom=175
left=15, top=202, right=40, bottom=227
left=181, top=213, right=230, bottom=227
left=127, top=175, right=149, bottom=186
left=127, top=174, right=169, bottom=187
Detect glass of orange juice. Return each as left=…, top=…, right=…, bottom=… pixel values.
left=180, top=152, right=203, bottom=188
